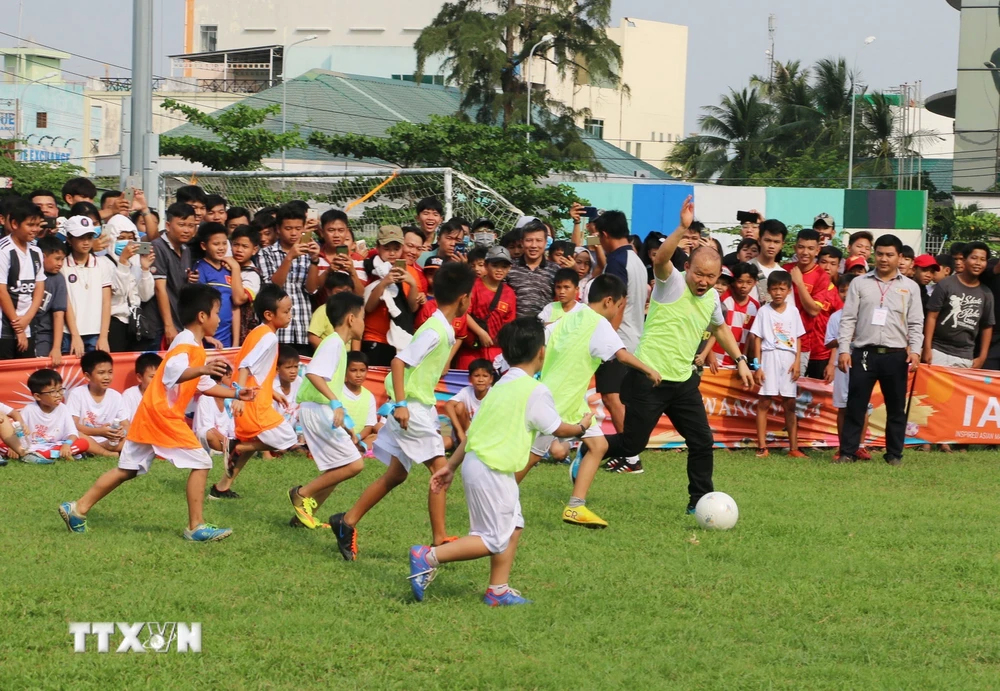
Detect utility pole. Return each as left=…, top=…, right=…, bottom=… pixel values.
left=130, top=0, right=157, bottom=196
left=767, top=14, right=776, bottom=84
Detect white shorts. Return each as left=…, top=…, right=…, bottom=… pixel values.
left=932, top=348, right=973, bottom=369
left=117, top=440, right=213, bottom=476
left=299, top=402, right=362, bottom=472
left=373, top=401, right=444, bottom=472
left=833, top=366, right=849, bottom=409
left=760, top=349, right=798, bottom=398
left=463, top=452, right=523, bottom=554
left=530, top=417, right=603, bottom=457
left=257, top=420, right=299, bottom=451
left=195, top=429, right=222, bottom=455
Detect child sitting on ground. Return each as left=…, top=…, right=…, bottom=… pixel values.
left=193, top=362, right=236, bottom=457
left=67, top=350, right=129, bottom=457
left=538, top=268, right=583, bottom=324
left=444, top=358, right=493, bottom=448
left=0, top=401, right=42, bottom=464
left=21, top=369, right=89, bottom=460
left=342, top=351, right=380, bottom=454
left=122, top=352, right=163, bottom=421
left=750, top=271, right=806, bottom=458
left=270, top=344, right=304, bottom=455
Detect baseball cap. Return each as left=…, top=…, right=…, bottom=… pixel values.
left=720, top=266, right=733, bottom=278
left=814, top=213, right=835, bottom=227
left=913, top=254, right=940, bottom=270
left=377, top=225, right=404, bottom=246
left=514, top=215, right=540, bottom=229
left=485, top=245, right=512, bottom=264
left=844, top=256, right=868, bottom=271
left=64, top=215, right=99, bottom=238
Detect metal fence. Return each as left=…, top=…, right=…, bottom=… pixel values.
left=157, top=168, right=523, bottom=243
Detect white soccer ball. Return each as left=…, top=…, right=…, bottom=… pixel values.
left=694, top=492, right=739, bottom=530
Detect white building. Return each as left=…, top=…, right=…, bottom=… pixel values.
left=178, top=1, right=687, bottom=170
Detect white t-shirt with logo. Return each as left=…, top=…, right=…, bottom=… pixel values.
left=66, top=386, right=127, bottom=444
left=20, top=402, right=77, bottom=451
left=61, top=254, right=113, bottom=336
left=0, top=237, right=44, bottom=338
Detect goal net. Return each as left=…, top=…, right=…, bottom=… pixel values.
left=158, top=168, right=523, bottom=244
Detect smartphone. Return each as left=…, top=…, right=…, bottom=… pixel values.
left=582, top=206, right=599, bottom=220
left=585, top=235, right=600, bottom=247
left=393, top=259, right=407, bottom=270
left=306, top=209, right=320, bottom=223
left=135, top=242, right=153, bottom=255
left=700, top=228, right=712, bottom=240
left=299, top=234, right=312, bottom=246
left=123, top=188, right=135, bottom=206
left=336, top=245, right=349, bottom=255
left=455, top=242, right=468, bottom=254
left=736, top=210, right=758, bottom=224
left=41, top=217, right=57, bottom=231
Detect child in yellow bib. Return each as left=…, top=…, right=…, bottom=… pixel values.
left=518, top=274, right=661, bottom=529
left=407, top=317, right=594, bottom=605
left=330, top=263, right=478, bottom=561
left=287, top=293, right=368, bottom=534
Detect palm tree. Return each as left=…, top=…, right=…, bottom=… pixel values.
left=662, top=136, right=727, bottom=182
left=695, top=87, right=774, bottom=183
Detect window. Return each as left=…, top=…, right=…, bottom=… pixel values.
left=625, top=141, right=632, bottom=154
left=200, top=25, right=218, bottom=52
left=584, top=118, right=604, bottom=139
left=635, top=142, right=642, bottom=159
left=391, top=74, right=444, bottom=86
left=35, top=112, right=47, bottom=128
left=659, top=132, right=664, bottom=142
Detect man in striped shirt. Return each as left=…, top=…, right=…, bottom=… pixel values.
left=506, top=219, right=558, bottom=319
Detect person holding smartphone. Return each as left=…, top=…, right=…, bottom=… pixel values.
left=315, top=209, right=366, bottom=299
left=362, top=226, right=421, bottom=366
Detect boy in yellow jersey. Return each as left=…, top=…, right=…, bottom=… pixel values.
left=329, top=263, right=477, bottom=561
left=57, top=285, right=256, bottom=541
left=537, top=267, right=584, bottom=324
left=213, top=284, right=297, bottom=498
left=287, top=293, right=367, bottom=532
left=408, top=317, right=593, bottom=605
left=516, top=274, right=661, bottom=528
left=342, top=351, right=379, bottom=452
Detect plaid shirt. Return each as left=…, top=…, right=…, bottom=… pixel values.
left=259, top=244, right=315, bottom=345
left=507, top=257, right=558, bottom=318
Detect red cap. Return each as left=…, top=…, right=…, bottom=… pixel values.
left=844, top=256, right=868, bottom=271
left=913, top=254, right=940, bottom=270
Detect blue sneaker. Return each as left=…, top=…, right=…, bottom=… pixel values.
left=569, top=447, right=583, bottom=484
left=686, top=505, right=696, bottom=515
left=183, top=524, right=232, bottom=542
left=408, top=545, right=437, bottom=601
left=58, top=501, right=87, bottom=533
left=22, top=452, right=54, bottom=465
left=483, top=588, right=532, bottom=606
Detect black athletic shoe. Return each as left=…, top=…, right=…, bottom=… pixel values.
left=611, top=458, right=643, bottom=474
left=604, top=457, right=625, bottom=472
left=209, top=484, right=241, bottom=500
left=329, top=512, right=357, bottom=561
left=885, top=455, right=903, bottom=467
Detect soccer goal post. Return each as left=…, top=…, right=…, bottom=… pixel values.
left=157, top=168, right=523, bottom=243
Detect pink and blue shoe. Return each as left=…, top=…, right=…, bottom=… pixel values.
left=408, top=545, right=437, bottom=601
left=483, top=587, right=532, bottom=606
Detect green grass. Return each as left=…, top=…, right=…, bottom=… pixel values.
left=3, top=449, right=1000, bottom=689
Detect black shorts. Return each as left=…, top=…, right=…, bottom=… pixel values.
left=595, top=359, right=628, bottom=395
left=361, top=340, right=397, bottom=367
left=805, top=358, right=829, bottom=380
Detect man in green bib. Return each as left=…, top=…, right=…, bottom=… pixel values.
left=605, top=196, right=753, bottom=513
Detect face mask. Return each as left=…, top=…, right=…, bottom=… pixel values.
left=114, top=240, right=130, bottom=255
left=546, top=236, right=553, bottom=249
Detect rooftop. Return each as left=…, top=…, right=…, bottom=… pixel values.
left=162, top=69, right=670, bottom=179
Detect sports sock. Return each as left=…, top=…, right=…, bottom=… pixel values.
left=425, top=547, right=440, bottom=568
left=626, top=455, right=640, bottom=463
left=488, top=584, right=509, bottom=596
left=568, top=496, right=585, bottom=509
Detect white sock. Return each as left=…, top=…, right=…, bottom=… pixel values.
left=488, top=583, right=509, bottom=595
left=626, top=455, right=640, bottom=463
left=425, top=547, right=440, bottom=568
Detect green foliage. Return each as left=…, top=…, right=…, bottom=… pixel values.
left=0, top=156, right=87, bottom=195
left=158, top=99, right=305, bottom=171
left=414, top=0, right=623, bottom=129
left=949, top=209, right=1000, bottom=242
left=309, top=115, right=587, bottom=223
left=746, top=146, right=849, bottom=189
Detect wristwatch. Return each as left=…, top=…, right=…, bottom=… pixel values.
left=735, top=355, right=749, bottom=367
left=309, top=257, right=320, bottom=266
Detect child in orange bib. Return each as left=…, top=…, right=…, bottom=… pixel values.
left=57, top=284, right=256, bottom=542
left=213, top=284, right=298, bottom=499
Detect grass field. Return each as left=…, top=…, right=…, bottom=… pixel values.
left=3, top=448, right=1000, bottom=689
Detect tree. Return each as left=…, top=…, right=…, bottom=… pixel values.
left=158, top=99, right=305, bottom=171
left=414, top=0, right=623, bottom=129
left=0, top=155, right=86, bottom=195
left=309, top=115, right=585, bottom=221
left=694, top=87, right=774, bottom=183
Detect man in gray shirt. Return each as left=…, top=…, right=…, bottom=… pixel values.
left=837, top=234, right=924, bottom=466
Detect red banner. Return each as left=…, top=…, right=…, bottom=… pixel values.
left=1, top=353, right=993, bottom=448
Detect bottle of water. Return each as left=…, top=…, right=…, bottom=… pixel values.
left=12, top=421, right=24, bottom=443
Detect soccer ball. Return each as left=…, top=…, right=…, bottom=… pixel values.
left=694, top=492, right=739, bottom=530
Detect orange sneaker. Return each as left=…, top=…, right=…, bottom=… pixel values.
left=856, top=447, right=872, bottom=461
left=787, top=449, right=807, bottom=458
left=755, top=449, right=770, bottom=458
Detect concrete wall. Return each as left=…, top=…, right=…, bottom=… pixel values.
left=953, top=3, right=1000, bottom=192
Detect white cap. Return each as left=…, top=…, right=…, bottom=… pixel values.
left=63, top=215, right=99, bottom=238
left=514, top=215, right=540, bottom=229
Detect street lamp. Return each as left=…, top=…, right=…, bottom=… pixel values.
left=847, top=36, right=876, bottom=189
left=526, top=33, right=555, bottom=143
left=281, top=35, right=318, bottom=171
left=15, top=71, right=58, bottom=146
